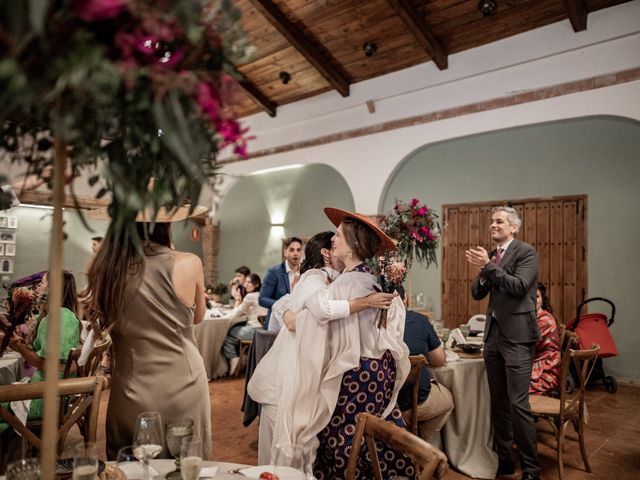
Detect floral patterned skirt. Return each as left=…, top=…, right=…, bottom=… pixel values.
left=313, top=350, right=416, bottom=480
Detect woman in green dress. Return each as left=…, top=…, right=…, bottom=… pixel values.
left=0, top=270, right=81, bottom=432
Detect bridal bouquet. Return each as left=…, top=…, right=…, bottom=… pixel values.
left=379, top=198, right=440, bottom=269
left=366, top=250, right=407, bottom=328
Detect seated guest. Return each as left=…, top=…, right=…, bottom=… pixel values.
left=230, top=265, right=251, bottom=300
left=223, top=273, right=266, bottom=374
left=530, top=282, right=561, bottom=395
left=0, top=271, right=81, bottom=433
left=397, top=287, right=453, bottom=443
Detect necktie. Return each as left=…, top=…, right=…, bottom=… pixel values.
left=494, top=247, right=505, bottom=265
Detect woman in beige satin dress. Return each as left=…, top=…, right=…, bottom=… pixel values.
left=86, top=209, right=210, bottom=459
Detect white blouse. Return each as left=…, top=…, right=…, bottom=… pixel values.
left=230, top=292, right=266, bottom=328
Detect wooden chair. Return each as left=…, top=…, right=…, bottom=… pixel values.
left=0, top=376, right=106, bottom=454
left=345, top=412, right=448, bottom=480
left=63, top=335, right=112, bottom=379
left=529, top=344, right=600, bottom=480
left=236, top=339, right=253, bottom=377
left=401, top=355, right=427, bottom=435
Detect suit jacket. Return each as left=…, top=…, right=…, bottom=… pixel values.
left=471, top=238, right=541, bottom=343
left=258, top=262, right=291, bottom=324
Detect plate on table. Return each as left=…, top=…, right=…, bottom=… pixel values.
left=238, top=465, right=304, bottom=479
left=56, top=458, right=105, bottom=479
left=460, top=343, right=483, bottom=353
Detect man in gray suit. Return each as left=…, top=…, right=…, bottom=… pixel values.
left=466, top=206, right=541, bottom=480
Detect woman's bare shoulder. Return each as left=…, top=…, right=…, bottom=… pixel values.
left=172, top=251, right=203, bottom=274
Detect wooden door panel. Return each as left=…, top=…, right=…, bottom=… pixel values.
left=442, top=196, right=586, bottom=328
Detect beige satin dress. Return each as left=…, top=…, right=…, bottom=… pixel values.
left=106, top=245, right=211, bottom=459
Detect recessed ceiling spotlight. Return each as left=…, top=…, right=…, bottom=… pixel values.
left=279, top=71, right=291, bottom=84
left=478, top=0, right=497, bottom=17
left=362, top=41, right=378, bottom=57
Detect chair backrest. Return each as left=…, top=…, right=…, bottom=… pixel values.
left=63, top=335, right=112, bottom=379
left=345, top=412, right=448, bottom=480
left=403, top=355, right=427, bottom=435
left=0, top=376, right=106, bottom=453
left=558, top=344, right=599, bottom=420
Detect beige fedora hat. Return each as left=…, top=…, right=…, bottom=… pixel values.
left=87, top=204, right=209, bottom=222
left=324, top=207, right=396, bottom=253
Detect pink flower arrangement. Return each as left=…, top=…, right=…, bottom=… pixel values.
left=380, top=198, right=440, bottom=268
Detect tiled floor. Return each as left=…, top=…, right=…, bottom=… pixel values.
left=92, top=377, right=640, bottom=479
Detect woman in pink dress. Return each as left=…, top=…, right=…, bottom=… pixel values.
left=530, top=282, right=561, bottom=395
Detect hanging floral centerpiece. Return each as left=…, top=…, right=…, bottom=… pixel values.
left=0, top=0, right=252, bottom=227
left=379, top=198, right=441, bottom=269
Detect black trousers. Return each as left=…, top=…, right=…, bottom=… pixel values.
left=484, top=322, right=540, bottom=476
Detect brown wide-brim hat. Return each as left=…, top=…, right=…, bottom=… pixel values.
left=87, top=205, right=209, bottom=222
left=324, top=207, right=396, bottom=253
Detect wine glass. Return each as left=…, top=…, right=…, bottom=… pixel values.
left=180, top=435, right=202, bottom=480
left=165, top=418, right=194, bottom=480
left=133, top=411, right=164, bottom=480
left=273, top=443, right=309, bottom=480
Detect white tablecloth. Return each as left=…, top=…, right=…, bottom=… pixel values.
left=146, top=459, right=250, bottom=479
left=0, top=351, right=23, bottom=385
left=430, top=356, right=498, bottom=479
left=194, top=310, right=247, bottom=379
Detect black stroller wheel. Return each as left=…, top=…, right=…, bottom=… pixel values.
left=603, top=375, right=618, bottom=393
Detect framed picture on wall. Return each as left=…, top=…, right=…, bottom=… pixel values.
left=4, top=244, right=15, bottom=256
left=7, top=217, right=17, bottom=229
left=0, top=217, right=7, bottom=229
left=0, top=244, right=3, bottom=255
left=0, top=231, right=16, bottom=244
left=0, top=259, right=13, bottom=274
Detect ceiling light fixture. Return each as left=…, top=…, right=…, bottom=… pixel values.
left=362, top=41, right=377, bottom=57
left=478, top=0, right=497, bottom=17
left=279, top=71, right=291, bottom=85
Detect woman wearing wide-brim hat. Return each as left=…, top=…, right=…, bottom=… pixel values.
left=271, top=207, right=413, bottom=479
left=85, top=205, right=211, bottom=459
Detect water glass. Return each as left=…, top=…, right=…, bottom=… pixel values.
left=273, top=443, right=309, bottom=479
left=460, top=324, right=471, bottom=338
left=180, top=435, right=203, bottom=480
left=73, top=444, right=98, bottom=480
left=166, top=418, right=194, bottom=480
left=6, top=458, right=41, bottom=480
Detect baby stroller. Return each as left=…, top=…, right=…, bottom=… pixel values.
left=565, top=297, right=619, bottom=393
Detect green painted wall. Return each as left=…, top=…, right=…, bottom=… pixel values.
left=2, top=206, right=201, bottom=292
left=216, top=164, right=355, bottom=285
left=381, top=115, right=640, bottom=381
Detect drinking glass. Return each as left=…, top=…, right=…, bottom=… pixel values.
left=460, top=324, right=471, bottom=338
left=180, top=435, right=202, bottom=480
left=73, top=444, right=98, bottom=480
left=6, top=458, right=41, bottom=480
left=273, top=443, right=308, bottom=480
left=116, top=446, right=144, bottom=479
left=133, top=411, right=164, bottom=480
left=165, top=418, right=194, bottom=480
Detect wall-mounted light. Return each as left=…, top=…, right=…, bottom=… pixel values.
left=478, top=0, right=497, bottom=17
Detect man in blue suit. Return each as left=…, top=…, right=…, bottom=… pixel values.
left=259, top=236, right=302, bottom=329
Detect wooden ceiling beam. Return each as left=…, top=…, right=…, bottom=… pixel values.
left=248, top=0, right=350, bottom=97
left=238, top=78, right=277, bottom=117
left=563, top=0, right=588, bottom=32
left=386, top=0, right=448, bottom=70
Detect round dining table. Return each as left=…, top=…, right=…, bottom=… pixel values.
left=0, top=351, right=23, bottom=385
left=194, top=308, right=247, bottom=379
left=118, top=459, right=264, bottom=479
left=430, top=355, right=499, bottom=479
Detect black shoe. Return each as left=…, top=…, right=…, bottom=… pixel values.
left=497, top=460, right=515, bottom=476
left=520, top=473, right=540, bottom=480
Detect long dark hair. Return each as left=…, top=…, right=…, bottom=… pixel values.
left=247, top=273, right=262, bottom=292
left=86, top=221, right=172, bottom=331
left=300, top=231, right=334, bottom=274
left=538, top=282, right=554, bottom=314
left=39, top=270, right=78, bottom=320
